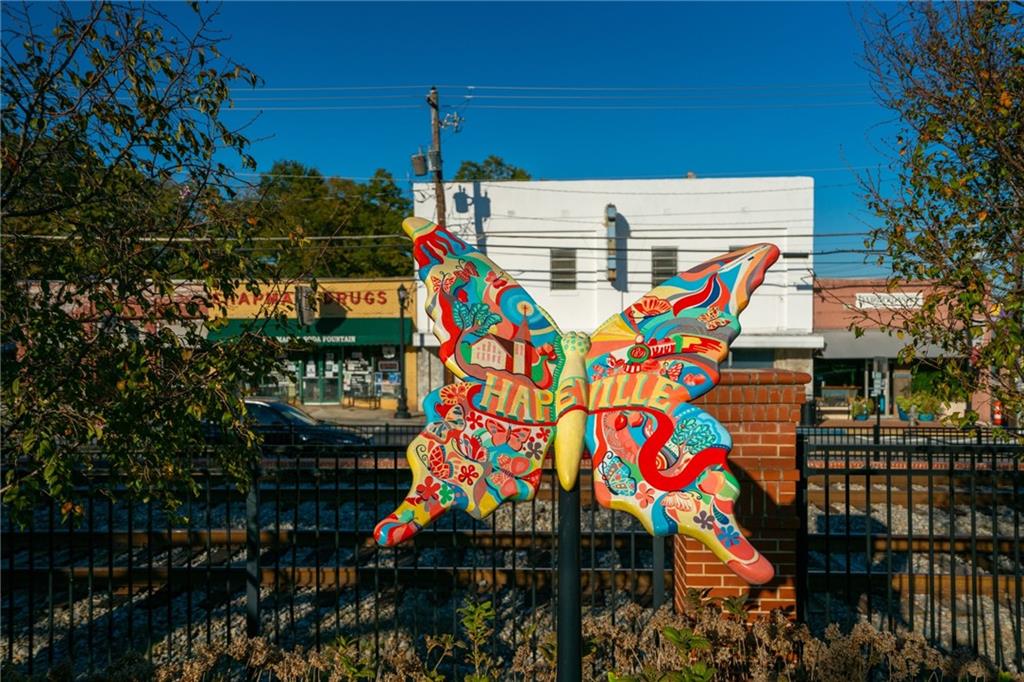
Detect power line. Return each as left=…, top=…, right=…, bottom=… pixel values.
left=226, top=92, right=870, bottom=103
left=438, top=82, right=870, bottom=92
left=242, top=84, right=433, bottom=92
left=239, top=173, right=837, bottom=195
left=240, top=82, right=870, bottom=93
left=463, top=218, right=816, bottom=229
left=447, top=92, right=871, bottom=101
left=225, top=104, right=421, bottom=112
left=3, top=233, right=408, bottom=243
left=426, top=182, right=836, bottom=196
left=303, top=241, right=880, bottom=256
left=238, top=167, right=878, bottom=182
left=3, top=228, right=876, bottom=243
left=221, top=101, right=874, bottom=112
left=467, top=101, right=876, bottom=111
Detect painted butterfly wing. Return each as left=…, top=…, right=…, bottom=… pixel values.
left=374, top=218, right=562, bottom=546
left=583, top=244, right=780, bottom=584
left=406, top=217, right=563, bottom=390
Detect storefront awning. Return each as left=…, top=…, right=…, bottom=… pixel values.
left=732, top=334, right=824, bottom=350
left=206, top=317, right=412, bottom=346
left=818, top=329, right=946, bottom=359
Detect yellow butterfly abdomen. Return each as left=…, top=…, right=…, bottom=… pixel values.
left=554, top=332, right=591, bottom=491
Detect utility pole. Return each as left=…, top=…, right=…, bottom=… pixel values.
left=427, top=86, right=447, bottom=228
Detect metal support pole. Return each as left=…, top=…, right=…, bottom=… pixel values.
left=795, top=430, right=808, bottom=622
left=557, top=481, right=581, bottom=682
left=652, top=536, right=665, bottom=609
left=395, top=286, right=411, bottom=419
left=426, top=86, right=447, bottom=227
left=245, top=463, right=261, bottom=637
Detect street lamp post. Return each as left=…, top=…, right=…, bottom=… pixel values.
left=395, top=284, right=411, bottom=419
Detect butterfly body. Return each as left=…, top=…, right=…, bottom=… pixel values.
left=374, top=217, right=779, bottom=585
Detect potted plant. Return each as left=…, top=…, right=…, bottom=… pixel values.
left=915, top=394, right=941, bottom=421
left=850, top=397, right=874, bottom=420
left=896, top=395, right=914, bottom=421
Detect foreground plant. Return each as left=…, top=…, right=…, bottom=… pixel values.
left=3, top=596, right=1014, bottom=681
left=1, top=1, right=303, bottom=522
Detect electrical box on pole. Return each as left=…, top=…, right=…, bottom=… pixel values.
left=295, top=285, right=317, bottom=326
left=605, top=203, right=617, bottom=284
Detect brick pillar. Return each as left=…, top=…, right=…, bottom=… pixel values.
left=673, top=369, right=810, bottom=619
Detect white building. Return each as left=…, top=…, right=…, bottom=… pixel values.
left=413, top=177, right=824, bottom=403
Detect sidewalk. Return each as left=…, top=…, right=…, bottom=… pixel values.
left=302, top=403, right=425, bottom=425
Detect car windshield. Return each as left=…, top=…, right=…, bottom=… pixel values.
left=274, top=403, right=319, bottom=426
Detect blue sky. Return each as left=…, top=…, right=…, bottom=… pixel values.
left=179, top=3, right=897, bottom=275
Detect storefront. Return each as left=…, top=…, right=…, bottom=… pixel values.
left=206, top=278, right=416, bottom=410
left=813, top=278, right=951, bottom=419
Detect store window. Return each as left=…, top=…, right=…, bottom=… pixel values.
left=551, top=248, right=576, bottom=290
left=814, top=358, right=865, bottom=408
left=273, top=346, right=406, bottom=406
left=651, top=247, right=678, bottom=287
left=728, top=349, right=775, bottom=369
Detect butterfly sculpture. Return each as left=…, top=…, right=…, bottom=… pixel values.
left=374, top=217, right=779, bottom=584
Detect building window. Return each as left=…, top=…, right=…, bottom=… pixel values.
left=728, top=349, right=775, bottom=369
left=651, top=247, right=678, bottom=287
left=551, top=248, right=576, bottom=290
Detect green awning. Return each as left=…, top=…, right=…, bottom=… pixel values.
left=206, top=317, right=411, bottom=346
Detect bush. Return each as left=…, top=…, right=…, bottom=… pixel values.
left=5, top=596, right=1016, bottom=681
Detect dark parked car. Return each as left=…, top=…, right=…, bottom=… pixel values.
left=204, top=398, right=370, bottom=447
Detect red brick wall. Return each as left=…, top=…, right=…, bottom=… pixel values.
left=673, top=369, right=809, bottom=619
left=813, top=277, right=936, bottom=330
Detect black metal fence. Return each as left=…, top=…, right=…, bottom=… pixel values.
left=1, top=437, right=669, bottom=678
left=6, top=425, right=1022, bottom=677
left=798, top=426, right=1024, bottom=672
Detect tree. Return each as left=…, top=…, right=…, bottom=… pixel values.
left=248, top=161, right=411, bottom=278
left=453, top=155, right=531, bottom=181
left=0, top=3, right=303, bottom=520
left=857, top=1, right=1023, bottom=425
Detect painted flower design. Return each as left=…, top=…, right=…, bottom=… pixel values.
left=439, top=383, right=472, bottom=405
left=525, top=440, right=543, bottom=459
left=466, top=411, right=484, bottom=430
left=637, top=483, right=655, bottom=509
left=716, top=525, right=742, bottom=549
left=662, top=491, right=696, bottom=512
left=457, top=464, right=479, bottom=485
left=438, top=483, right=455, bottom=505
left=537, top=427, right=551, bottom=440
left=628, top=296, right=671, bottom=319
left=692, top=510, right=714, bottom=531
left=416, top=476, right=441, bottom=501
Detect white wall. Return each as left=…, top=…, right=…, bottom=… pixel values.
left=412, top=177, right=820, bottom=351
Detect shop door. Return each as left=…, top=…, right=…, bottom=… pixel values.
left=301, top=355, right=321, bottom=403
left=322, top=351, right=341, bottom=402
left=298, top=351, right=342, bottom=404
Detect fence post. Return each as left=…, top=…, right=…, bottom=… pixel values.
left=652, top=537, right=665, bottom=609
left=795, top=428, right=807, bottom=623
left=246, top=462, right=261, bottom=638
left=557, top=481, right=581, bottom=682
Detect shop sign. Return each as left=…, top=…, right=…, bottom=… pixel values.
left=210, top=281, right=413, bottom=320
left=276, top=335, right=357, bottom=344
left=854, top=292, right=923, bottom=310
